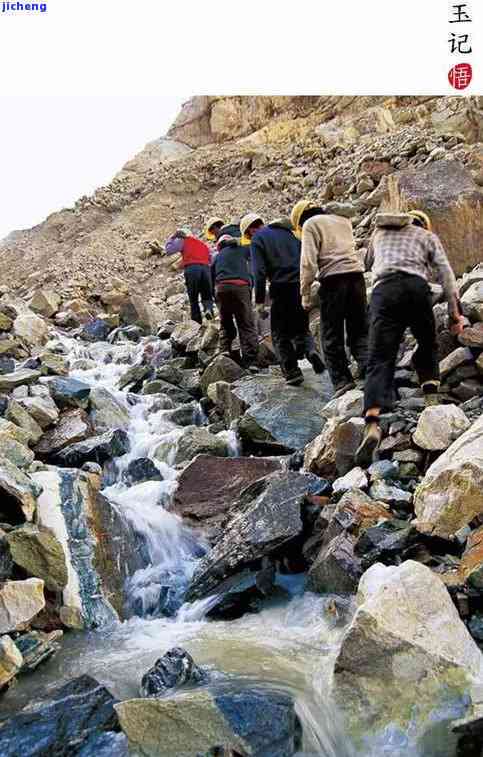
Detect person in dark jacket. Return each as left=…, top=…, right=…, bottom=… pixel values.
left=165, top=229, right=214, bottom=324
left=212, top=234, right=258, bottom=367
left=241, top=213, right=325, bottom=386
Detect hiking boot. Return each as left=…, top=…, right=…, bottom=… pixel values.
left=332, top=380, right=356, bottom=399
left=355, top=422, right=382, bottom=468
left=306, top=351, right=326, bottom=375
left=285, top=368, right=304, bottom=387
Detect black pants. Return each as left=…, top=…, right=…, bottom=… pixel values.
left=364, top=272, right=439, bottom=412
left=184, top=264, right=214, bottom=324
left=216, top=284, right=258, bottom=365
left=319, top=272, right=369, bottom=388
left=270, top=283, right=315, bottom=377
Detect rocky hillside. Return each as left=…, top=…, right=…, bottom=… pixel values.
left=0, top=96, right=482, bottom=309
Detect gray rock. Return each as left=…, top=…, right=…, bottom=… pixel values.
left=332, top=467, right=368, bottom=494
left=368, top=460, right=399, bottom=481
left=440, top=347, right=474, bottom=380
left=200, top=355, right=245, bottom=396
left=123, top=457, right=163, bottom=486
left=18, top=395, right=59, bottom=429
left=118, top=363, right=152, bottom=391
left=369, top=480, right=412, bottom=507
left=140, top=647, right=207, bottom=698
left=14, top=629, right=62, bottom=672
left=0, top=578, right=45, bottom=633
left=0, top=369, right=40, bottom=391
left=48, top=377, right=91, bottom=409
left=35, top=408, right=92, bottom=458
left=89, top=386, right=130, bottom=432
left=54, top=429, right=130, bottom=467
left=413, top=404, right=471, bottom=450
left=153, top=426, right=230, bottom=467
left=0, top=457, right=40, bottom=522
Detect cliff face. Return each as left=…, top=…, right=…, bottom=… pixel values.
left=0, top=96, right=481, bottom=305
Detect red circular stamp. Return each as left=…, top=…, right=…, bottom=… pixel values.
left=448, top=63, right=473, bottom=90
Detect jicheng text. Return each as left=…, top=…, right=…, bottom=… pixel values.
left=2, top=2, right=48, bottom=12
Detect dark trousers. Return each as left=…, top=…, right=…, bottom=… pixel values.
left=216, top=284, right=258, bottom=365
left=270, top=283, right=315, bottom=377
left=364, top=272, right=439, bottom=412
left=319, top=272, right=369, bottom=388
left=184, top=264, right=214, bottom=324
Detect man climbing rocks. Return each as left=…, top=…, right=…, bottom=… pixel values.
left=241, top=212, right=325, bottom=387
left=292, top=200, right=368, bottom=398
left=355, top=210, right=465, bottom=467
left=165, top=228, right=214, bottom=324
left=212, top=234, right=258, bottom=367
left=204, top=217, right=249, bottom=246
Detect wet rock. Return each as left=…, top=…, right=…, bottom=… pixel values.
left=81, top=319, right=112, bottom=342
left=29, top=289, right=61, bottom=318
left=142, top=379, right=193, bottom=404
left=308, top=533, right=362, bottom=595
left=116, top=688, right=300, bottom=757
left=0, top=436, right=34, bottom=469
left=0, top=634, right=23, bottom=689
left=153, top=427, right=229, bottom=467
left=170, top=455, right=282, bottom=528
left=19, top=395, right=60, bottom=429
left=368, top=459, right=399, bottom=481
left=209, top=381, right=247, bottom=426
left=0, top=368, right=41, bottom=391
left=48, top=376, right=91, bottom=409
left=186, top=471, right=322, bottom=601
left=334, top=418, right=365, bottom=476
left=14, top=629, right=62, bottom=672
left=120, top=295, right=164, bottom=333
left=163, top=401, right=202, bottom=427
left=332, top=561, right=483, bottom=745
left=322, top=389, right=364, bottom=422
left=54, top=429, right=130, bottom=467
left=200, top=355, right=245, bottom=396
left=0, top=457, right=40, bottom=522
left=13, top=312, right=49, bottom=348
left=0, top=674, right=121, bottom=756
left=118, top=362, right=152, bottom=390
left=39, top=352, right=69, bottom=376
left=414, top=414, right=483, bottom=537
left=140, top=647, right=208, bottom=698
left=0, top=578, right=45, bottom=633
left=332, top=467, right=368, bottom=494
left=368, top=480, right=412, bottom=508
left=76, top=731, right=129, bottom=757
left=304, top=417, right=339, bottom=478
left=413, top=404, right=471, bottom=450
left=35, top=408, right=92, bottom=458
left=5, top=398, right=43, bottom=445
left=440, top=347, right=474, bottom=380
left=6, top=523, right=68, bottom=591
left=0, top=357, right=15, bottom=374
left=123, top=457, right=163, bottom=486
left=354, top=518, right=416, bottom=570
left=89, top=386, right=130, bottom=432
left=170, top=320, right=202, bottom=351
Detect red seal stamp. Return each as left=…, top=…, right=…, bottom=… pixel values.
left=448, top=62, right=473, bottom=89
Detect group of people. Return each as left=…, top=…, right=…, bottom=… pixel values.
left=165, top=201, right=464, bottom=465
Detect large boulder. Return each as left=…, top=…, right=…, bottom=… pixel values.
left=19, top=395, right=60, bottom=429
left=13, top=312, right=49, bottom=348
left=304, top=417, right=339, bottom=478
left=413, top=404, right=471, bottom=450
left=89, top=386, right=130, bottom=432
left=81, top=319, right=112, bottom=342
left=116, top=687, right=300, bottom=757
left=29, top=289, right=61, bottom=318
left=0, top=456, right=40, bottom=522
left=170, top=454, right=282, bottom=528
left=0, top=435, right=34, bottom=469
left=6, top=523, right=68, bottom=592
left=153, top=427, right=230, bottom=467
left=0, top=674, right=121, bottom=756
left=414, top=414, right=483, bottom=537
left=140, top=647, right=207, bottom=698
left=120, top=295, right=165, bottom=332
left=0, top=635, right=23, bottom=689
left=54, top=429, right=130, bottom=467
left=200, top=355, right=245, bottom=396
left=0, top=368, right=41, bottom=392
left=35, top=408, right=92, bottom=458
left=332, top=561, right=483, bottom=750
left=393, top=160, right=483, bottom=275
left=185, top=471, right=323, bottom=601
left=5, top=398, right=43, bottom=445
left=0, top=578, right=45, bottom=633
left=48, top=377, right=91, bottom=409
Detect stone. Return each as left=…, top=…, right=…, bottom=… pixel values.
left=0, top=436, right=34, bottom=469
left=35, top=408, right=92, bottom=458
left=142, top=379, right=193, bottom=404
left=119, top=364, right=152, bottom=391
left=19, top=395, right=59, bottom=429
left=170, top=320, right=202, bottom=351
left=153, top=426, right=229, bottom=467
left=115, top=688, right=300, bottom=757
left=0, top=418, right=31, bottom=447
left=413, top=404, right=471, bottom=451
left=460, top=526, right=483, bottom=590
left=76, top=732, right=129, bottom=757
left=6, top=523, right=68, bottom=591
left=0, top=457, right=40, bottom=522
left=462, top=281, right=483, bottom=309
left=54, top=428, right=130, bottom=467
left=81, top=319, right=112, bottom=342
left=120, top=295, right=165, bottom=332
left=378, top=432, right=412, bottom=456
left=0, top=368, right=41, bottom=391
left=308, top=533, right=362, bottom=595
left=369, top=480, right=412, bottom=508
left=414, top=414, right=483, bottom=537
left=0, top=578, right=45, bottom=633
left=334, top=417, right=365, bottom=476
left=332, top=467, right=368, bottom=494
left=322, top=389, right=364, bottom=422
left=0, top=634, right=23, bottom=688
left=14, top=629, right=62, bottom=671
left=0, top=530, right=12, bottom=582
left=368, top=459, right=399, bottom=481
left=393, top=160, right=483, bottom=275
left=39, top=352, right=69, bottom=376
left=5, top=399, right=43, bottom=445
left=48, top=376, right=91, bottom=409
left=29, top=289, right=61, bottom=318
left=393, top=449, right=424, bottom=464
left=140, top=647, right=208, bottom=698
left=186, top=471, right=322, bottom=601
left=0, top=674, right=120, bottom=756
left=332, top=561, right=483, bottom=746
left=452, top=379, right=483, bottom=402
left=13, top=312, right=49, bottom=348
left=170, top=455, right=282, bottom=527
left=0, top=314, right=13, bottom=332
left=123, top=457, right=163, bottom=487
left=304, top=417, right=339, bottom=478
left=200, top=355, right=245, bottom=396
left=459, top=323, right=483, bottom=349
left=0, top=357, right=15, bottom=374
left=89, top=386, right=130, bottom=432
left=354, top=518, right=415, bottom=570
left=440, top=347, right=474, bottom=380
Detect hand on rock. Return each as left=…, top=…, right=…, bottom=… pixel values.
left=450, top=314, right=465, bottom=336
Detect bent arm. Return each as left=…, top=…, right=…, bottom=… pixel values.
left=165, top=236, right=184, bottom=256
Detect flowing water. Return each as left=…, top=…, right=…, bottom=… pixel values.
left=0, top=333, right=458, bottom=756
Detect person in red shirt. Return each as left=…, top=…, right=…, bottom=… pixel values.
left=165, top=229, right=214, bottom=324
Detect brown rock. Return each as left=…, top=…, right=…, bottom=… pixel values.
left=359, top=160, right=394, bottom=181
left=35, top=409, right=92, bottom=458
left=459, top=323, right=483, bottom=349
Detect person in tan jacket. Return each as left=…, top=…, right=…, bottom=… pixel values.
left=292, top=201, right=369, bottom=397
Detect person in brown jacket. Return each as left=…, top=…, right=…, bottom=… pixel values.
left=292, top=201, right=369, bottom=398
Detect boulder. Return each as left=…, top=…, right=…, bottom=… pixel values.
left=0, top=418, right=31, bottom=447
left=332, top=467, right=368, bottom=494
left=0, top=457, right=40, bottom=522
left=153, top=427, right=229, bottom=467
left=332, top=561, right=483, bottom=747
left=116, top=688, right=300, bottom=757
left=39, top=352, right=69, bottom=376
left=123, top=457, right=163, bottom=486
left=35, top=408, right=92, bottom=458
left=0, top=314, right=13, bottom=332
left=0, top=674, right=121, bottom=756
left=459, top=322, right=483, bottom=349
left=0, top=436, right=34, bottom=469
left=118, top=363, right=152, bottom=390
left=368, top=480, right=412, bottom=508
left=0, top=635, right=23, bottom=688
left=440, top=347, right=474, bottom=380
left=414, top=414, right=483, bottom=537
left=140, top=647, right=207, bottom=698
left=19, top=395, right=59, bottom=429
left=54, top=429, right=130, bottom=467
left=120, top=295, right=164, bottom=332
left=185, top=471, right=322, bottom=601
left=0, top=357, right=15, bottom=374
left=304, top=417, right=339, bottom=478
left=170, top=455, right=282, bottom=527
left=142, top=379, right=192, bottom=404
left=393, top=160, right=483, bottom=275
left=413, top=404, right=471, bottom=450
left=5, top=399, right=43, bottom=445
left=48, top=377, right=91, bottom=409
left=13, top=312, right=49, bottom=348
left=0, top=578, right=45, bottom=633
left=462, top=281, right=483, bottom=322
left=0, top=368, right=41, bottom=391
left=14, top=629, right=62, bottom=672
left=334, top=418, right=365, bottom=476
left=29, top=289, right=61, bottom=318
left=459, top=526, right=483, bottom=590
left=89, top=386, right=130, bottom=432
left=200, top=355, right=245, bottom=396
left=6, top=523, right=68, bottom=591
left=322, top=389, right=364, bottom=422
left=170, top=320, right=202, bottom=351
left=81, top=319, right=112, bottom=342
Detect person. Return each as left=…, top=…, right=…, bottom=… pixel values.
left=355, top=209, right=465, bottom=466
left=241, top=212, right=325, bottom=386
left=292, top=200, right=369, bottom=398
left=204, top=217, right=248, bottom=245
left=164, top=228, right=214, bottom=324
left=212, top=234, right=258, bottom=367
